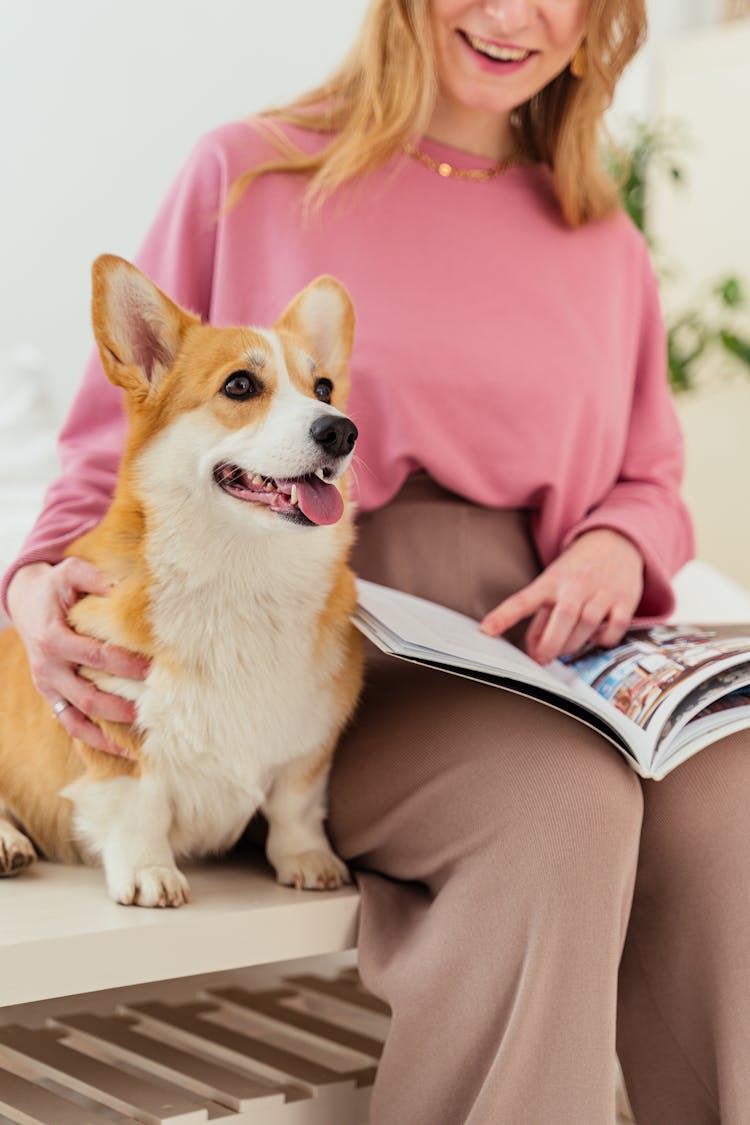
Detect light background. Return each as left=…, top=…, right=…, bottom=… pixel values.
left=1, top=0, right=368, bottom=414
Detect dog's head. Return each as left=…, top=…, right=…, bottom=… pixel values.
left=91, top=255, right=357, bottom=529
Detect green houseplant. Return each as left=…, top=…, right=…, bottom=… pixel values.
left=608, top=119, right=750, bottom=393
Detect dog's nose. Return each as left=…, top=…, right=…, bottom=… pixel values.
left=309, top=415, right=358, bottom=458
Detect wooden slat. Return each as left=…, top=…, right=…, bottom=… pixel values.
left=275, top=974, right=389, bottom=1036
left=335, top=968, right=360, bottom=982
left=122, top=1001, right=362, bottom=1094
left=0, top=1062, right=115, bottom=1125
left=51, top=1012, right=287, bottom=1115
left=0, top=1025, right=208, bottom=1124
left=210, top=987, right=384, bottom=1061
left=0, top=969, right=378, bottom=1124
left=275, top=991, right=388, bottom=1045
left=285, top=974, right=391, bottom=1016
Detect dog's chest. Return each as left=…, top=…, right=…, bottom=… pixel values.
left=138, top=575, right=343, bottom=855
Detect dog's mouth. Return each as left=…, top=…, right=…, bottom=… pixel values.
left=213, top=463, right=344, bottom=526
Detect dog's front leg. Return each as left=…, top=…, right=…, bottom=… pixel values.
left=262, top=743, right=351, bottom=891
left=63, top=772, right=190, bottom=907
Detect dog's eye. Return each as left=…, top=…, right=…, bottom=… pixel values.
left=314, top=378, right=333, bottom=404
left=223, top=372, right=261, bottom=400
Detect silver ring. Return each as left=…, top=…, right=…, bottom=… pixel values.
left=52, top=699, right=71, bottom=719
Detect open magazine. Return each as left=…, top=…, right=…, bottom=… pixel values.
left=353, top=579, right=750, bottom=780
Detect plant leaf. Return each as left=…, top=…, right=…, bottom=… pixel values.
left=721, top=332, right=750, bottom=366
left=717, top=277, right=744, bottom=308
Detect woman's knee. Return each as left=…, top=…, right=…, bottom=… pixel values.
left=329, top=671, right=644, bottom=891
left=455, top=710, right=644, bottom=896
left=397, top=692, right=646, bottom=896
left=637, top=731, right=750, bottom=896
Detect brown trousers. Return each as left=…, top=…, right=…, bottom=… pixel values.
left=324, top=474, right=750, bottom=1125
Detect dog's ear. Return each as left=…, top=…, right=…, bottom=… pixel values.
left=91, top=255, right=198, bottom=397
left=275, top=276, right=355, bottom=377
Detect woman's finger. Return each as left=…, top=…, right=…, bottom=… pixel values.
left=51, top=625, right=150, bottom=681
left=480, top=578, right=549, bottom=637
left=524, top=605, right=552, bottom=655
left=591, top=603, right=636, bottom=650
left=527, top=592, right=584, bottom=664
left=558, top=592, right=613, bottom=658
left=51, top=700, right=135, bottom=758
left=51, top=557, right=117, bottom=607
left=51, top=666, right=138, bottom=724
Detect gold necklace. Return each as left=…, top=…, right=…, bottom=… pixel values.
left=402, top=142, right=521, bottom=181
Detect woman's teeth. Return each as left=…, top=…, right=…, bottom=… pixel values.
left=464, top=33, right=530, bottom=62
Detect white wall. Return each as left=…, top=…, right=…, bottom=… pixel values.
left=651, top=18, right=750, bottom=307
left=610, top=0, right=717, bottom=124
left=651, top=19, right=750, bottom=585
left=1, top=0, right=369, bottom=418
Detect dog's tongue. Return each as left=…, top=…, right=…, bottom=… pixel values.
left=286, top=477, right=344, bottom=525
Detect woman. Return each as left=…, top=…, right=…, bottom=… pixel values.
left=4, top=2, right=749, bottom=1122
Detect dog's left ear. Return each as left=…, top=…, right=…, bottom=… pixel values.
left=91, top=255, right=198, bottom=397
left=275, top=276, right=355, bottom=376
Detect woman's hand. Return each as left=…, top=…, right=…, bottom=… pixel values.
left=6, top=559, right=150, bottom=756
left=480, top=528, right=645, bottom=665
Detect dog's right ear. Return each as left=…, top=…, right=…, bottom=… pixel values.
left=91, top=255, right=198, bottom=397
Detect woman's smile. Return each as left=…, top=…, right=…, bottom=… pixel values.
left=457, top=28, right=538, bottom=73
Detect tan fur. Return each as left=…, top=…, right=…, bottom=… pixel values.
left=303, top=555, right=363, bottom=789
left=0, top=256, right=362, bottom=884
left=0, top=630, right=82, bottom=862
left=276, top=275, right=355, bottom=404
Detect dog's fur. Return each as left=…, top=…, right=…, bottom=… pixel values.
left=0, top=255, right=363, bottom=906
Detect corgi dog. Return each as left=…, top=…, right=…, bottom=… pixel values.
left=0, top=255, right=363, bottom=906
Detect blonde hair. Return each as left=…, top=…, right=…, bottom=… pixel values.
left=229, top=0, right=647, bottom=228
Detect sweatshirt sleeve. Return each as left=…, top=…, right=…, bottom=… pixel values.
left=1, top=129, right=228, bottom=615
left=561, top=241, right=695, bottom=618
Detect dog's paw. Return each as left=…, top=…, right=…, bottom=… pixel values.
left=110, top=865, right=191, bottom=908
left=274, top=849, right=352, bottom=891
left=0, top=826, right=37, bottom=877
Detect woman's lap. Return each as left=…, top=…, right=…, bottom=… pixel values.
left=321, top=475, right=750, bottom=1121
left=327, top=640, right=644, bottom=894
left=325, top=642, right=645, bottom=1125
left=325, top=620, right=750, bottom=1123
left=331, top=472, right=644, bottom=887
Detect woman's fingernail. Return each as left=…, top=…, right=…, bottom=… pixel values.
left=106, top=742, right=134, bottom=760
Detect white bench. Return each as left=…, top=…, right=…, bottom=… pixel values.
left=0, top=852, right=372, bottom=1123
left=1, top=560, right=748, bottom=1124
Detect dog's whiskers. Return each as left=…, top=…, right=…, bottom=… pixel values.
left=350, top=452, right=374, bottom=481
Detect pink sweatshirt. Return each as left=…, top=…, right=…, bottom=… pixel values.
left=3, top=120, right=693, bottom=617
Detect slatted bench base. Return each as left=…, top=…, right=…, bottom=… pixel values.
left=0, top=965, right=386, bottom=1124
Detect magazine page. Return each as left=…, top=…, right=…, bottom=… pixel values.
left=353, top=581, right=750, bottom=774
left=653, top=667, right=750, bottom=763
left=654, top=687, right=750, bottom=776
left=553, top=625, right=750, bottom=759
left=353, top=579, right=653, bottom=765
left=354, top=580, right=560, bottom=689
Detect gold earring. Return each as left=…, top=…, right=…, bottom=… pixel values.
left=570, top=42, right=588, bottom=79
